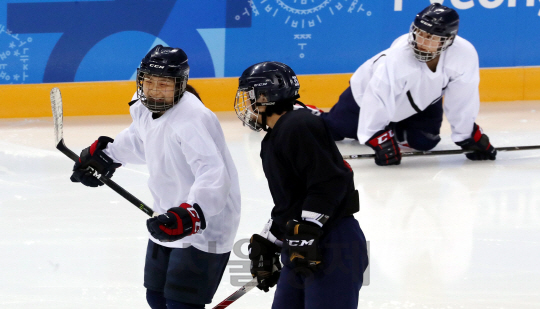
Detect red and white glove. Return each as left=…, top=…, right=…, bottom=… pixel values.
left=146, top=203, right=206, bottom=242
left=70, top=136, right=121, bottom=187
left=366, top=126, right=401, bottom=166
left=455, top=123, right=497, bottom=161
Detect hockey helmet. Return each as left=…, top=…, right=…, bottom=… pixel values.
left=408, top=3, right=459, bottom=62
left=136, top=45, right=190, bottom=112
left=234, top=61, right=300, bottom=131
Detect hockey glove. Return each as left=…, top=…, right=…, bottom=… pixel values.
left=248, top=234, right=282, bottom=292
left=284, top=220, right=324, bottom=275
left=146, top=203, right=206, bottom=242
left=366, top=126, right=401, bottom=166
left=455, top=123, right=497, bottom=161
left=70, top=136, right=121, bottom=187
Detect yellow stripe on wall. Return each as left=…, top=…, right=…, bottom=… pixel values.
left=0, top=81, right=136, bottom=118
left=478, top=66, right=540, bottom=102
left=1, top=67, right=539, bottom=118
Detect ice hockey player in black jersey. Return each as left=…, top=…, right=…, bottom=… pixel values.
left=234, top=61, right=368, bottom=309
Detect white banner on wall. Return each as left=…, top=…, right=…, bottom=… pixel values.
left=395, top=0, right=539, bottom=13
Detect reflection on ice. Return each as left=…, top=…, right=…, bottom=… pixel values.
left=1, top=102, right=540, bottom=308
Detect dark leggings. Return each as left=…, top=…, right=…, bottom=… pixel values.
left=322, top=86, right=443, bottom=150
left=146, top=289, right=205, bottom=309
left=144, top=241, right=230, bottom=308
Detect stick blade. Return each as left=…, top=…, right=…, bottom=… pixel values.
left=50, top=87, right=63, bottom=146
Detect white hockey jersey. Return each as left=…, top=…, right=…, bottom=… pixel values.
left=104, top=92, right=241, bottom=254
left=354, top=34, right=480, bottom=144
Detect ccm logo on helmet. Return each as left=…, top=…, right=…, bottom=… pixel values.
left=150, top=64, right=165, bottom=69
left=420, top=20, right=433, bottom=27
left=288, top=239, right=314, bottom=246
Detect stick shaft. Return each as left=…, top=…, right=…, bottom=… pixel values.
left=211, top=220, right=276, bottom=308
left=51, top=87, right=155, bottom=217
left=343, top=145, right=540, bottom=160
left=56, top=139, right=155, bottom=217
left=212, top=278, right=258, bottom=309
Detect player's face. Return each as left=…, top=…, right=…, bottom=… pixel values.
left=254, top=94, right=268, bottom=125
left=234, top=87, right=266, bottom=131
left=415, top=29, right=443, bottom=53
left=142, top=75, right=176, bottom=105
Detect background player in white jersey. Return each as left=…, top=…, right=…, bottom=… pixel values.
left=235, top=61, right=368, bottom=309
left=70, top=45, right=241, bottom=309
left=316, top=3, right=497, bottom=166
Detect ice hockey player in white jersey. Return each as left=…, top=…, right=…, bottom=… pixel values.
left=315, top=3, right=497, bottom=166
left=70, top=45, right=241, bottom=309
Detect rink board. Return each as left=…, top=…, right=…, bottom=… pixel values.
left=1, top=66, right=539, bottom=118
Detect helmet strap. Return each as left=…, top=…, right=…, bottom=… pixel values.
left=294, top=100, right=306, bottom=108
left=260, top=111, right=269, bottom=132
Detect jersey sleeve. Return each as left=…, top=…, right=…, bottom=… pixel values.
left=356, top=61, right=397, bottom=143
left=284, top=118, right=351, bottom=219
left=442, top=42, right=480, bottom=143
left=103, top=104, right=146, bottom=165
left=176, top=114, right=231, bottom=218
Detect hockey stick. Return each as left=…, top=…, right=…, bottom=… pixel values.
left=50, top=87, right=156, bottom=217
left=343, top=145, right=540, bottom=160
left=211, top=219, right=278, bottom=308
left=211, top=278, right=258, bottom=309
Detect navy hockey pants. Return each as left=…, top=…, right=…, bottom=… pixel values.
left=321, top=87, right=360, bottom=141
left=144, top=240, right=230, bottom=308
left=321, top=86, right=444, bottom=150
left=272, top=216, right=369, bottom=309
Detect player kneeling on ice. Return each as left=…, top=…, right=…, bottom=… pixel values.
left=70, top=45, right=241, bottom=309
left=234, top=61, right=368, bottom=309
left=300, top=3, right=497, bottom=166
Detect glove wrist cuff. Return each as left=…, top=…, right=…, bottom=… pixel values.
left=260, top=219, right=283, bottom=247
left=267, top=231, right=283, bottom=247
left=301, top=210, right=329, bottom=227
left=178, top=203, right=206, bottom=235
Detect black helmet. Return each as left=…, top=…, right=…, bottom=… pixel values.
left=408, top=3, right=459, bottom=62
left=234, top=61, right=300, bottom=131
left=136, top=45, right=190, bottom=112
left=414, top=3, right=459, bottom=37
left=238, top=61, right=300, bottom=105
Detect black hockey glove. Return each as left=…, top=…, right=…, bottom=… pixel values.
left=248, top=234, right=282, bottom=292
left=366, top=126, right=401, bottom=166
left=455, top=123, right=497, bottom=161
left=284, top=220, right=323, bottom=275
left=147, top=203, right=206, bottom=242
left=70, top=136, right=121, bottom=187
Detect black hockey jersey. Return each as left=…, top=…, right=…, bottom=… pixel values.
left=260, top=109, right=357, bottom=237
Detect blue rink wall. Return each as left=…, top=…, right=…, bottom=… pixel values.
left=1, top=0, right=540, bottom=117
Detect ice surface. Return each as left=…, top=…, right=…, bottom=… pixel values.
left=1, top=102, right=539, bottom=308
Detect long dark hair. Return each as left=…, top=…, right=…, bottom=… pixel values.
left=185, top=84, right=203, bottom=104
left=264, top=99, right=298, bottom=116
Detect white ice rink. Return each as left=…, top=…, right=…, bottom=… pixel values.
left=1, top=101, right=540, bottom=309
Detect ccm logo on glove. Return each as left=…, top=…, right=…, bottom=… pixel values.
left=70, top=136, right=121, bottom=187
left=287, top=239, right=315, bottom=246
left=374, top=130, right=395, bottom=144
left=184, top=205, right=203, bottom=234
